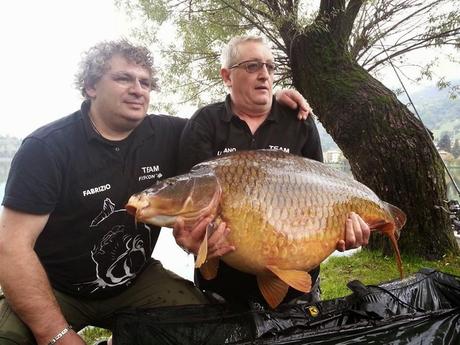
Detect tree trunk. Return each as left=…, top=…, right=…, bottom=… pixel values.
left=286, top=24, right=459, bottom=258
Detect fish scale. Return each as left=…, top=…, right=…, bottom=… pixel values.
left=126, top=150, right=406, bottom=308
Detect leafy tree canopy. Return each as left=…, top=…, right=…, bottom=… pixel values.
left=117, top=0, right=460, bottom=112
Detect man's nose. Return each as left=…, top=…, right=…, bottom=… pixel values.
left=258, top=66, right=270, bottom=79
left=129, top=79, right=144, bottom=94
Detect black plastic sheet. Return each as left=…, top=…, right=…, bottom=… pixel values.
left=113, top=269, right=460, bottom=344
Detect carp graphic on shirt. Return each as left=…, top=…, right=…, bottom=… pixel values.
left=76, top=197, right=152, bottom=293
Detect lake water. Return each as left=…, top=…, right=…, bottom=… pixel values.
left=0, top=160, right=459, bottom=281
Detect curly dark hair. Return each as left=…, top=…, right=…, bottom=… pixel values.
left=75, top=39, right=159, bottom=99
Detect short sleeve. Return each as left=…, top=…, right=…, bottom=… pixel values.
left=2, top=137, right=63, bottom=214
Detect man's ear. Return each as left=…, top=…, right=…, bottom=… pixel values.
left=220, top=68, right=232, bottom=87
left=85, top=85, right=96, bottom=98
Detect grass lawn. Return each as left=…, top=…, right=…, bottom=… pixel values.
left=321, top=248, right=460, bottom=300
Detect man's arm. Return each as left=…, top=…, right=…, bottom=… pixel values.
left=0, top=207, right=83, bottom=345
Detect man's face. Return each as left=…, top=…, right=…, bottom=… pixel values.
left=221, top=41, right=274, bottom=115
left=86, top=54, right=151, bottom=128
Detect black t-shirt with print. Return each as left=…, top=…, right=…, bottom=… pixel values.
left=2, top=101, right=186, bottom=298
left=178, top=95, right=323, bottom=305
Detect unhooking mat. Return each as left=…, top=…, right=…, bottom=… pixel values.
left=113, top=268, right=460, bottom=344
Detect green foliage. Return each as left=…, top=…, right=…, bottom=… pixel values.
left=321, top=249, right=460, bottom=300
left=117, top=0, right=460, bottom=112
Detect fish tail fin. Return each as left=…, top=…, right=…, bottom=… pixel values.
left=368, top=218, right=404, bottom=279
left=366, top=201, right=406, bottom=279
left=386, top=224, right=404, bottom=279
left=383, top=202, right=406, bottom=240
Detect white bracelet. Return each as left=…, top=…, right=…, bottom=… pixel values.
left=47, top=325, right=72, bottom=345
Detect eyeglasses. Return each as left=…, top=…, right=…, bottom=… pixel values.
left=110, top=72, right=152, bottom=90
left=230, top=60, right=276, bottom=74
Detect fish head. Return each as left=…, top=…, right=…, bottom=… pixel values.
left=126, top=171, right=221, bottom=228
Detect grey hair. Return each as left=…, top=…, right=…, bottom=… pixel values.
left=75, top=39, right=158, bottom=99
left=221, top=35, right=270, bottom=68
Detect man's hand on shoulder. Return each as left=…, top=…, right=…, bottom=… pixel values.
left=274, top=89, right=313, bottom=120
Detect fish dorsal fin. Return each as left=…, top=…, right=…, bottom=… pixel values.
left=266, top=265, right=312, bottom=293
left=257, top=274, right=289, bottom=309
left=199, top=258, right=220, bottom=280
left=195, top=225, right=209, bottom=268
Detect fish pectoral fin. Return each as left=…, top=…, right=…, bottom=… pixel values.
left=180, top=195, right=194, bottom=213
left=195, top=221, right=216, bottom=268
left=195, top=227, right=209, bottom=268
left=266, top=265, right=312, bottom=293
left=199, top=258, right=219, bottom=280
left=257, top=274, right=289, bottom=309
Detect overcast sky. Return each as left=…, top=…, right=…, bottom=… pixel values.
left=0, top=0, right=131, bottom=138
left=1, top=1, right=459, bottom=139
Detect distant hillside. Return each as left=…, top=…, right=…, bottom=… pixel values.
left=318, top=81, right=460, bottom=151
left=404, top=82, right=460, bottom=143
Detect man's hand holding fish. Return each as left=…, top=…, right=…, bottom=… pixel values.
left=336, top=212, right=371, bottom=252
left=173, top=216, right=235, bottom=259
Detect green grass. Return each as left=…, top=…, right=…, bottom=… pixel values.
left=80, top=249, right=460, bottom=343
left=321, top=249, right=460, bottom=300
left=79, top=327, right=111, bottom=344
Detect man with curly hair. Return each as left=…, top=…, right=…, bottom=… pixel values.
left=0, top=39, right=308, bottom=344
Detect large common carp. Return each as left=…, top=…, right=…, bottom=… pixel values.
left=126, top=150, right=406, bottom=308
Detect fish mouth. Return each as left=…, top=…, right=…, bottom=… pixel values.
left=125, top=195, right=150, bottom=218
left=125, top=197, right=204, bottom=227
left=125, top=204, right=138, bottom=216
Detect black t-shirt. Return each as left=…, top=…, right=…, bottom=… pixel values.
left=2, top=101, right=186, bottom=298
left=178, top=95, right=323, bottom=305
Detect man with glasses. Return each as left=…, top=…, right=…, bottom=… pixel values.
left=176, top=35, right=370, bottom=307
